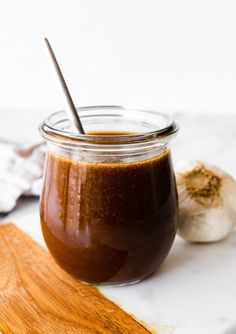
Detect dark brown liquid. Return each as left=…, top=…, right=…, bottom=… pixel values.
left=40, top=132, right=178, bottom=284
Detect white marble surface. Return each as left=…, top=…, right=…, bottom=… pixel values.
left=1, top=112, right=236, bottom=334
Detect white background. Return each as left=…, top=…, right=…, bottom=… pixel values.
left=1, top=0, right=236, bottom=119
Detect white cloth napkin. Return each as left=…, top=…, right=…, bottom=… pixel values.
left=0, top=139, right=45, bottom=213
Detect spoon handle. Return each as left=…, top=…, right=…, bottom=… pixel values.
left=44, top=38, right=85, bottom=134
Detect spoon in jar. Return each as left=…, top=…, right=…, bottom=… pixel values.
left=44, top=38, right=85, bottom=134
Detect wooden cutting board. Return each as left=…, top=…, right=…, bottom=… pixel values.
left=0, top=224, right=151, bottom=334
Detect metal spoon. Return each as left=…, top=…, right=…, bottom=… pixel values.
left=44, top=38, right=85, bottom=134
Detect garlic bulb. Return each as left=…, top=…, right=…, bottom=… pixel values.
left=176, top=161, right=236, bottom=242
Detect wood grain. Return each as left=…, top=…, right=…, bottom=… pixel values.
left=0, top=224, right=151, bottom=334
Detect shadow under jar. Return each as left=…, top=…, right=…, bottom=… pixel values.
left=39, top=106, right=179, bottom=285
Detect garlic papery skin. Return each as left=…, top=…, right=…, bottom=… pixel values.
left=176, top=161, right=236, bottom=243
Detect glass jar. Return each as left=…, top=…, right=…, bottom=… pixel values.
left=39, top=106, right=179, bottom=285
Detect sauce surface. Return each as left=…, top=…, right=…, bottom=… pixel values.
left=40, top=131, right=178, bottom=284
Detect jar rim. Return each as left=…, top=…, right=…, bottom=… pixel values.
left=39, top=105, right=179, bottom=146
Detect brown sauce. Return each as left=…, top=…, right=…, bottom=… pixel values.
left=40, top=131, right=178, bottom=284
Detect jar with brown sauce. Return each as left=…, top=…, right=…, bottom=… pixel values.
left=39, top=106, right=179, bottom=285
